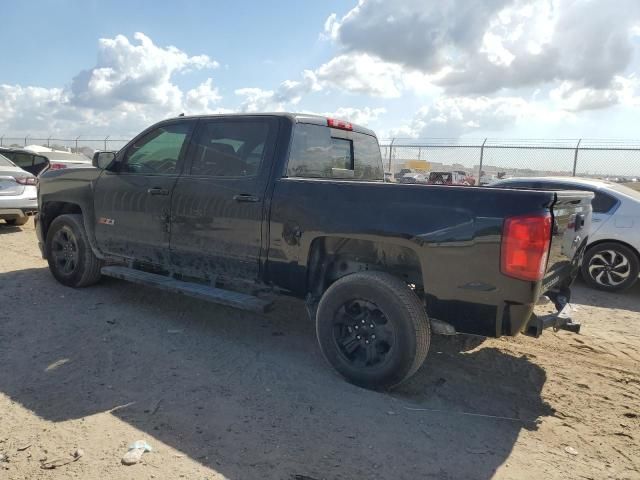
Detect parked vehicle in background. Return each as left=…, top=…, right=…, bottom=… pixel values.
left=399, top=172, right=427, bottom=184
left=394, top=168, right=412, bottom=182
left=0, top=154, right=38, bottom=226
left=39, top=151, right=93, bottom=171
left=36, top=113, right=592, bottom=389
left=492, top=177, right=640, bottom=292
left=427, top=171, right=475, bottom=186
left=0, top=148, right=50, bottom=176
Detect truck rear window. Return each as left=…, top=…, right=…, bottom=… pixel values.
left=286, top=124, right=383, bottom=181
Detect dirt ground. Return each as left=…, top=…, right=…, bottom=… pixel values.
left=0, top=222, right=639, bottom=480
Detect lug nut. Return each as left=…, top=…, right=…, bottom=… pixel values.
left=365, top=340, right=369, bottom=344
left=371, top=334, right=376, bottom=339
left=361, top=320, right=365, bottom=324
left=369, top=324, right=374, bottom=328
left=354, top=325, right=359, bottom=330
left=356, top=335, right=361, bottom=340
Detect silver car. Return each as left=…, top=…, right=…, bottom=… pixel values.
left=492, top=177, right=640, bottom=292
left=0, top=153, right=38, bottom=226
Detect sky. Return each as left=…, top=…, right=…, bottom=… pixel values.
left=1, top=0, right=640, bottom=140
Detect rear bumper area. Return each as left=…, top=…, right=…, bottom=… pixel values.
left=0, top=207, right=37, bottom=217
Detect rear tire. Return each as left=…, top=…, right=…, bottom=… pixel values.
left=581, top=242, right=639, bottom=292
left=45, top=214, right=103, bottom=288
left=6, top=216, right=29, bottom=226
left=315, top=271, right=430, bottom=390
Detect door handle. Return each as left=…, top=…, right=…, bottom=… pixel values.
left=147, top=187, right=169, bottom=196
left=233, top=194, right=260, bottom=203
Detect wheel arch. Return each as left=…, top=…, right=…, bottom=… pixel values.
left=305, top=235, right=425, bottom=300
left=41, top=202, right=103, bottom=259
left=586, top=238, right=640, bottom=260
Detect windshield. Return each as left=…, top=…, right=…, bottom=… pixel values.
left=0, top=153, right=16, bottom=168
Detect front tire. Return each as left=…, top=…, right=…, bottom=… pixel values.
left=315, top=271, right=430, bottom=390
left=45, top=214, right=103, bottom=288
left=581, top=242, right=639, bottom=292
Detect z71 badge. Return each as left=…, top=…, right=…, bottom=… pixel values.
left=98, top=217, right=115, bottom=226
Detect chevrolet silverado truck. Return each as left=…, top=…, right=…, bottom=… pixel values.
left=36, top=113, right=593, bottom=389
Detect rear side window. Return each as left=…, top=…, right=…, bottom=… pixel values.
left=287, top=124, right=383, bottom=181
left=11, top=153, right=34, bottom=168
left=189, top=120, right=271, bottom=177
left=592, top=191, right=618, bottom=213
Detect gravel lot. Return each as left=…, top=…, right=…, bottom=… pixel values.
left=1, top=222, right=639, bottom=480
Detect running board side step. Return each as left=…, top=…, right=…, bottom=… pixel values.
left=100, top=266, right=273, bottom=313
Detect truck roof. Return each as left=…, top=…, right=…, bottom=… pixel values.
left=166, top=112, right=377, bottom=137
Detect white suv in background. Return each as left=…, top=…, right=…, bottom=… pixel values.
left=0, top=154, right=38, bottom=226
left=492, top=177, right=640, bottom=292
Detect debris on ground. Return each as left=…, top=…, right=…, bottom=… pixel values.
left=16, top=444, right=31, bottom=452
left=121, top=440, right=152, bottom=466
left=40, top=448, right=83, bottom=470
left=564, top=446, right=579, bottom=456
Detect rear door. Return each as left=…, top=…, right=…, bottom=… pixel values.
left=169, top=116, right=279, bottom=282
left=93, top=120, right=195, bottom=265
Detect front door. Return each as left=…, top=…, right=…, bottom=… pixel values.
left=93, top=121, right=194, bottom=266
left=169, top=116, right=278, bottom=282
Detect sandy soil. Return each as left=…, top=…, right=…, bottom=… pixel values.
left=0, top=222, right=638, bottom=480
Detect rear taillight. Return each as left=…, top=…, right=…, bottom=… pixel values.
left=501, top=214, right=552, bottom=281
left=327, top=118, right=353, bottom=131
left=14, top=176, right=37, bottom=186
left=49, top=163, right=67, bottom=170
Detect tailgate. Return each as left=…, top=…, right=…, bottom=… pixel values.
left=543, top=190, right=593, bottom=289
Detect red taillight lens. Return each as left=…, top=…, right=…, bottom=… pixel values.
left=14, top=176, right=37, bottom=186
left=50, top=163, right=67, bottom=170
left=501, top=214, right=552, bottom=281
left=327, top=118, right=353, bottom=131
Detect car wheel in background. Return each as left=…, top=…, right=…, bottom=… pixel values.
left=5, top=216, right=29, bottom=226
left=315, top=271, right=430, bottom=390
left=45, top=214, right=103, bottom=288
left=581, top=242, right=639, bottom=292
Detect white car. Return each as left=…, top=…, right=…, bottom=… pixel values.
left=492, top=177, right=640, bottom=292
left=0, top=154, right=38, bottom=226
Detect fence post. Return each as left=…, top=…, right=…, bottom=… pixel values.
left=75, top=136, right=80, bottom=153
left=24, top=135, right=29, bottom=147
left=572, top=139, right=582, bottom=176
left=104, top=135, right=110, bottom=151
left=478, top=138, right=487, bottom=185
left=0, top=136, right=3, bottom=147
left=387, top=138, right=396, bottom=174
left=47, top=136, right=51, bottom=147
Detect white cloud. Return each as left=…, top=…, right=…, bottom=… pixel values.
left=390, top=96, right=572, bottom=138
left=550, top=76, right=640, bottom=112
left=323, top=107, right=386, bottom=126
left=327, top=0, right=640, bottom=101
left=235, top=70, right=320, bottom=112
left=315, top=54, right=405, bottom=98
left=71, top=32, right=218, bottom=110
left=0, top=33, right=224, bottom=136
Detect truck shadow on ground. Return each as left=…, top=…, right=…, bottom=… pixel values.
left=0, top=267, right=554, bottom=480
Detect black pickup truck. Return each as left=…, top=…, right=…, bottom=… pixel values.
left=36, top=113, right=592, bottom=389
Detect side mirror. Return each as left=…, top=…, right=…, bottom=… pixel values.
left=92, top=151, right=116, bottom=169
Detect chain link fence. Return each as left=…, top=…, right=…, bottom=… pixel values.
left=0, top=136, right=130, bottom=158
left=1, top=134, right=639, bottom=185
left=380, top=138, right=640, bottom=185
